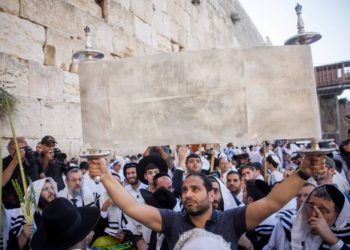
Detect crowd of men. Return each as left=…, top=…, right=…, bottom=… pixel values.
left=1, top=135, right=350, bottom=250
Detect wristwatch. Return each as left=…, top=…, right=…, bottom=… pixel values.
left=296, top=168, right=310, bottom=180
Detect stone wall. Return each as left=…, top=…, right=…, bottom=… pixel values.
left=0, top=0, right=264, bottom=157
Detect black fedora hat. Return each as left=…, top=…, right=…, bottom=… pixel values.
left=30, top=197, right=100, bottom=250
left=140, top=188, right=177, bottom=209
left=137, top=155, right=168, bottom=184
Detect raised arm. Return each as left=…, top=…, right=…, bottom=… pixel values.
left=89, top=158, right=163, bottom=232
left=245, top=155, right=324, bottom=230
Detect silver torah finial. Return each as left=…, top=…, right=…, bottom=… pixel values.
left=73, top=26, right=105, bottom=62
left=284, top=3, right=321, bottom=45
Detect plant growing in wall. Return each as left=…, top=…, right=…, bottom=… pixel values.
left=0, top=86, right=16, bottom=120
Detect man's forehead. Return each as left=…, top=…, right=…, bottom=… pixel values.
left=183, top=176, right=204, bottom=185
left=242, top=169, right=252, bottom=173
left=70, top=171, right=82, bottom=177
left=188, top=157, right=200, bottom=162
left=308, top=195, right=333, bottom=206
left=126, top=167, right=136, bottom=173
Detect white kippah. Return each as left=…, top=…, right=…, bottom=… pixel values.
left=271, top=155, right=281, bottom=165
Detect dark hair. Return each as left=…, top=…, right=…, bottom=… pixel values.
left=185, top=173, right=212, bottom=192
left=185, top=153, right=201, bottom=164
left=130, top=155, right=138, bottom=161
left=79, top=161, right=89, bottom=171
left=266, top=155, right=278, bottom=168
left=245, top=179, right=271, bottom=201
left=226, top=170, right=241, bottom=180
left=145, top=163, right=159, bottom=172
left=123, top=162, right=138, bottom=177
left=311, top=185, right=344, bottom=213
left=207, top=176, right=219, bottom=185
left=152, top=172, right=171, bottom=188
left=239, top=164, right=255, bottom=175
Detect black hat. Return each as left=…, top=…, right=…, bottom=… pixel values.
left=140, top=188, right=177, bottom=209
left=325, top=184, right=345, bottom=212
left=123, top=162, right=138, bottom=178
left=41, top=135, right=57, bottom=146
left=30, top=198, right=100, bottom=250
left=254, top=179, right=272, bottom=196
left=137, top=156, right=168, bottom=184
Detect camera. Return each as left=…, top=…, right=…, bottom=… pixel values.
left=53, top=148, right=67, bottom=162
left=23, top=146, right=33, bottom=159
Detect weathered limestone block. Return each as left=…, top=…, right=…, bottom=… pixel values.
left=41, top=101, right=82, bottom=139
left=134, top=16, right=154, bottom=47
left=0, top=96, right=42, bottom=139
left=0, top=0, right=20, bottom=15
left=56, top=138, right=82, bottom=159
left=64, top=0, right=102, bottom=17
left=45, top=28, right=85, bottom=71
left=0, top=53, right=30, bottom=97
left=20, top=0, right=102, bottom=40
left=103, top=0, right=134, bottom=36
left=157, top=35, right=172, bottom=53
left=0, top=11, right=45, bottom=63
left=151, top=0, right=166, bottom=13
left=143, top=0, right=155, bottom=25
left=87, top=15, right=114, bottom=54
left=20, top=0, right=77, bottom=35
left=29, top=61, right=64, bottom=101
left=114, top=0, right=131, bottom=10
left=63, top=71, right=80, bottom=103
left=130, top=0, right=145, bottom=21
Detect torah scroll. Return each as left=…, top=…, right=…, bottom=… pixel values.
left=79, top=45, right=321, bottom=151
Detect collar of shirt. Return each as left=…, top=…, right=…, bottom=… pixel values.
left=183, top=209, right=219, bottom=226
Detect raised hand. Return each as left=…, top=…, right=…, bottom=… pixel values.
left=88, top=158, right=108, bottom=182
left=299, top=154, right=325, bottom=178
left=308, top=206, right=338, bottom=245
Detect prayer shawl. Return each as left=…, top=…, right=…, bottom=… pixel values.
left=99, top=192, right=131, bottom=232
left=246, top=213, right=279, bottom=250
left=1, top=206, right=24, bottom=249
left=265, top=209, right=297, bottom=250
left=213, top=176, right=239, bottom=210
left=1, top=177, right=59, bottom=249
left=27, top=177, right=58, bottom=229
left=291, top=184, right=350, bottom=250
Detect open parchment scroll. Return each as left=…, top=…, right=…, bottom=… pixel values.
left=79, top=45, right=321, bottom=152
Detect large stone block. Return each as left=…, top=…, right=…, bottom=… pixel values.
left=29, top=61, right=64, bottom=101
left=0, top=11, right=45, bottom=63
left=45, top=28, right=85, bottom=71
left=64, top=0, right=102, bottom=17
left=114, top=0, right=131, bottom=10
left=41, top=101, right=82, bottom=139
left=0, top=0, right=20, bottom=15
left=63, top=71, right=80, bottom=103
left=130, top=0, right=145, bottom=21
left=103, top=0, right=134, bottom=36
left=0, top=53, right=30, bottom=97
left=152, top=0, right=167, bottom=13
left=134, top=16, right=154, bottom=46
left=113, top=27, right=135, bottom=57
left=156, top=34, right=171, bottom=52
left=56, top=138, right=82, bottom=159
left=0, top=96, right=42, bottom=139
left=20, top=0, right=77, bottom=35
left=87, top=15, right=114, bottom=54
